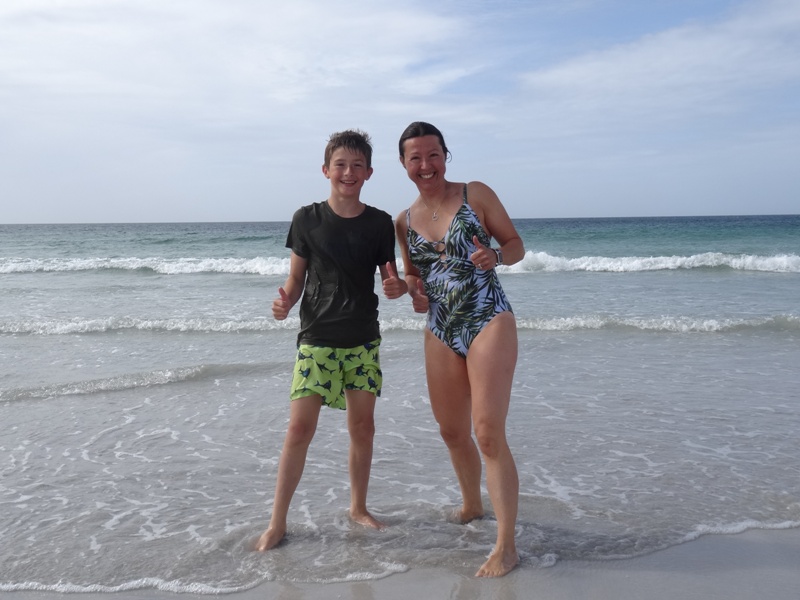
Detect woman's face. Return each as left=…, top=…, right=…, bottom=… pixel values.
left=400, top=135, right=447, bottom=189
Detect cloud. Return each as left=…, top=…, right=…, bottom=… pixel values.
left=1, top=0, right=477, bottom=141
left=1, top=0, right=798, bottom=222
left=517, top=0, right=800, bottom=133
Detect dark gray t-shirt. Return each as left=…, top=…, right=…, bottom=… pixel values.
left=287, top=201, right=396, bottom=347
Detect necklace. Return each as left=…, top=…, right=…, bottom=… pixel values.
left=420, top=197, right=444, bottom=221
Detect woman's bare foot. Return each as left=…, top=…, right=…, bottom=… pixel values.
left=350, top=509, right=386, bottom=530
left=254, top=525, right=286, bottom=551
left=475, top=546, right=519, bottom=577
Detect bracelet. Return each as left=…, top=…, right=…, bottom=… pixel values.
left=493, top=248, right=503, bottom=265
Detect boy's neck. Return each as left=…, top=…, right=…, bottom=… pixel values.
left=326, top=195, right=366, bottom=218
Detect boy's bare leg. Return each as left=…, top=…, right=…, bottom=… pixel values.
left=255, top=395, right=322, bottom=551
left=345, top=389, right=385, bottom=529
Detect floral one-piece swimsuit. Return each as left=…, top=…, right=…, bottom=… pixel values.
left=406, top=184, right=513, bottom=358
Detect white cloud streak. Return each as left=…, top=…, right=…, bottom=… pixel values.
left=517, top=0, right=800, bottom=132
left=0, top=0, right=798, bottom=221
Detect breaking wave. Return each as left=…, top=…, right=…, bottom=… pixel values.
left=3, top=315, right=797, bottom=336
left=2, top=251, right=799, bottom=275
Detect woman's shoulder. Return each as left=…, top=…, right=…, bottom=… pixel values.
left=465, top=181, right=501, bottom=207
left=395, top=200, right=420, bottom=227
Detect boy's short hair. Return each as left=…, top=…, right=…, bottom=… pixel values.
left=324, top=129, right=373, bottom=168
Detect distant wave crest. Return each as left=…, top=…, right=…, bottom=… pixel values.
left=0, top=316, right=296, bottom=335
left=3, top=315, right=797, bottom=336
left=509, top=251, right=800, bottom=273
left=2, top=251, right=798, bottom=275
left=0, top=364, right=265, bottom=403
left=0, top=367, right=206, bottom=403
left=0, top=256, right=290, bottom=275
left=516, top=315, right=800, bottom=333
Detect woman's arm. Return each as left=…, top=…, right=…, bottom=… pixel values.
left=468, top=181, right=525, bottom=266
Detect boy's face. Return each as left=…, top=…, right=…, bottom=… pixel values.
left=322, top=148, right=373, bottom=200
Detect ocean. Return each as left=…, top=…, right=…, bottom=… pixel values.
left=1, top=215, right=798, bottom=593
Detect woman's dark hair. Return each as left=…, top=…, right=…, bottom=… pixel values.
left=398, top=121, right=450, bottom=161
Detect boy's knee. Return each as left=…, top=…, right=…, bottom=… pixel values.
left=285, top=420, right=316, bottom=446
left=349, top=418, right=375, bottom=443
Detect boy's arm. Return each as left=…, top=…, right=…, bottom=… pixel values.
left=272, top=251, right=307, bottom=320
left=379, top=261, right=408, bottom=299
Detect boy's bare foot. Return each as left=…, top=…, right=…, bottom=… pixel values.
left=475, top=547, right=519, bottom=577
left=447, top=506, right=485, bottom=524
left=254, top=525, right=286, bottom=551
left=350, top=509, right=386, bottom=530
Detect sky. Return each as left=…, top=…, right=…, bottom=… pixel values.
left=1, top=0, right=798, bottom=223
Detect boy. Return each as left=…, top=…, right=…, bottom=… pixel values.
left=256, top=129, right=407, bottom=551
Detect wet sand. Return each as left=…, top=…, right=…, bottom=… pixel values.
left=247, top=527, right=800, bottom=600
left=11, top=527, right=790, bottom=600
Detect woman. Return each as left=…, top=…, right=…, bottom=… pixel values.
left=395, top=122, right=525, bottom=577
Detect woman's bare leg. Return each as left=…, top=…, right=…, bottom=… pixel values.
left=424, top=330, right=485, bottom=522
left=467, top=312, right=520, bottom=577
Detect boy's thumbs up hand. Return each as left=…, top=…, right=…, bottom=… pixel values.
left=382, top=261, right=408, bottom=299
left=272, top=286, right=291, bottom=320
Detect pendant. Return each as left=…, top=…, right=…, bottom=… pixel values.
left=432, top=212, right=439, bottom=221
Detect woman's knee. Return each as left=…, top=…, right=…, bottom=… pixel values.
left=438, top=423, right=473, bottom=449
left=473, top=422, right=507, bottom=459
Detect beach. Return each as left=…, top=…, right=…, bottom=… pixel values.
left=234, top=527, right=800, bottom=600
left=1, top=217, right=798, bottom=597
left=4, top=528, right=799, bottom=599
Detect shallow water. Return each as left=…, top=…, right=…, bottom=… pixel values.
left=1, top=216, right=798, bottom=592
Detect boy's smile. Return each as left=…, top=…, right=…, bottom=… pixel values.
left=323, top=148, right=373, bottom=201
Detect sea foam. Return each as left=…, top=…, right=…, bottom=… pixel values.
left=2, top=251, right=799, bottom=275
left=510, top=251, right=800, bottom=273
left=3, top=314, right=796, bottom=336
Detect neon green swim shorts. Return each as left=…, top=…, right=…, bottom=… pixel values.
left=290, top=339, right=382, bottom=410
